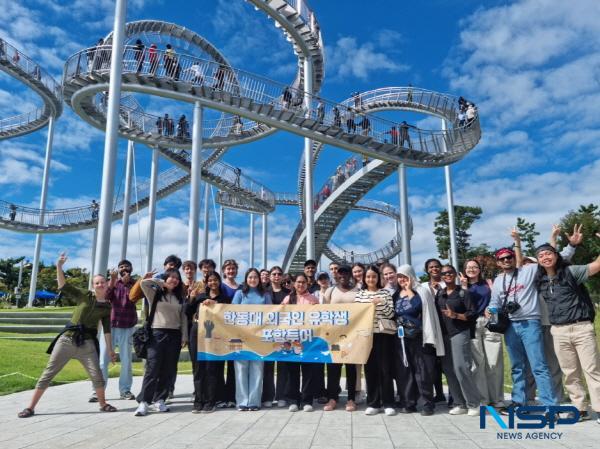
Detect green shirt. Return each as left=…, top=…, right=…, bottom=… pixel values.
left=65, top=295, right=111, bottom=339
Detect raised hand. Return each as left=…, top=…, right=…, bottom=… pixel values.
left=57, top=252, right=67, bottom=267
left=566, top=223, right=583, bottom=246
left=143, top=269, right=157, bottom=279
left=551, top=224, right=561, bottom=240
left=510, top=226, right=521, bottom=242
left=459, top=272, right=468, bottom=288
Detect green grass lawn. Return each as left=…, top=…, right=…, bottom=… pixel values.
left=0, top=339, right=192, bottom=396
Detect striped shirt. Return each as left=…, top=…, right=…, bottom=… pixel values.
left=355, top=289, right=395, bottom=333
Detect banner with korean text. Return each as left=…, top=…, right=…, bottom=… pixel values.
left=197, top=303, right=375, bottom=364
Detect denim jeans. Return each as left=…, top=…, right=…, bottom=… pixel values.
left=99, top=326, right=135, bottom=394
left=504, top=319, right=559, bottom=406
left=234, top=360, right=264, bottom=407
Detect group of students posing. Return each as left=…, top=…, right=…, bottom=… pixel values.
left=17, top=226, right=600, bottom=423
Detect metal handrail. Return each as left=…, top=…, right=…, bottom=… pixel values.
left=0, top=166, right=187, bottom=228
left=96, top=100, right=264, bottom=140
left=160, top=147, right=275, bottom=208
left=64, top=46, right=481, bottom=161
left=0, top=109, right=44, bottom=133
left=0, top=38, right=62, bottom=103
left=326, top=236, right=402, bottom=265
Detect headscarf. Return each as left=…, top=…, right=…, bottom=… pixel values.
left=398, top=264, right=445, bottom=356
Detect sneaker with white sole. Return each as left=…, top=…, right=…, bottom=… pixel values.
left=262, top=401, right=273, bottom=408
left=468, top=408, right=480, bottom=416
left=365, top=407, right=380, bottom=416
left=449, top=406, right=468, bottom=415
left=150, top=399, right=170, bottom=413
left=303, top=404, right=314, bottom=412
left=134, top=401, right=148, bottom=416
left=288, top=404, right=299, bottom=412
left=384, top=407, right=397, bottom=416
left=277, top=400, right=288, bottom=408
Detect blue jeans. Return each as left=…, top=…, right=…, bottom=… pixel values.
left=504, top=319, right=558, bottom=406
left=99, top=326, right=135, bottom=394
left=234, top=360, right=264, bottom=407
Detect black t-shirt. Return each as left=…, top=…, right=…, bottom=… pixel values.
left=269, top=287, right=290, bottom=305
left=435, top=286, right=477, bottom=337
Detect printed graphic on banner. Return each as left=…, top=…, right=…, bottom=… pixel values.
left=197, top=303, right=375, bottom=364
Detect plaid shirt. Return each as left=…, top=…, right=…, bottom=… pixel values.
left=106, top=279, right=138, bottom=328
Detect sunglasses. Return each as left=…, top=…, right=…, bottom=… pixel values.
left=440, top=271, right=455, bottom=276
left=271, top=272, right=283, bottom=276
left=497, top=256, right=514, bottom=262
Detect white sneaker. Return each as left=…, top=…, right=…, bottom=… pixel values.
left=303, top=404, right=314, bottom=412
left=262, top=401, right=273, bottom=408
left=468, top=408, right=480, bottom=416
left=150, top=399, right=170, bottom=413
left=134, top=401, right=148, bottom=416
left=449, top=406, right=468, bottom=415
left=277, top=400, right=288, bottom=408
left=288, top=404, right=299, bottom=412
left=365, top=407, right=380, bottom=416
left=384, top=407, right=397, bottom=416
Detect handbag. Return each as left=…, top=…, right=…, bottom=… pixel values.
left=377, top=318, right=397, bottom=335
left=132, top=291, right=159, bottom=359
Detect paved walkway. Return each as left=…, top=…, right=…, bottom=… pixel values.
left=1, top=375, right=598, bottom=449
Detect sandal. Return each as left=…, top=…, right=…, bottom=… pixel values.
left=345, top=400, right=357, bottom=412
left=100, top=403, right=117, bottom=412
left=323, top=399, right=337, bottom=411
left=18, top=408, right=34, bottom=418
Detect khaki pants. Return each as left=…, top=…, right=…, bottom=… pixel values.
left=36, top=335, right=104, bottom=390
left=471, top=316, right=504, bottom=404
left=551, top=321, right=600, bottom=411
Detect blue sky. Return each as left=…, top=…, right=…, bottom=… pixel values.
left=1, top=0, right=599, bottom=276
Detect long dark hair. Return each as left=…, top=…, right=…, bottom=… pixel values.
left=204, top=271, right=222, bottom=296
left=163, top=268, right=184, bottom=303
left=241, top=268, right=266, bottom=296
left=288, top=273, right=309, bottom=304
left=362, top=264, right=383, bottom=290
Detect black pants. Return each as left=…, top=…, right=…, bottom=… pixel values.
left=216, top=360, right=236, bottom=403
left=286, top=362, right=317, bottom=406
left=189, top=324, right=219, bottom=407
left=137, top=329, right=181, bottom=404
left=395, top=335, right=436, bottom=410
left=275, top=362, right=289, bottom=401
left=262, top=361, right=275, bottom=403
left=394, top=336, right=419, bottom=408
left=434, top=357, right=445, bottom=398
left=327, top=363, right=356, bottom=401
left=315, top=363, right=326, bottom=398
left=365, top=333, right=395, bottom=408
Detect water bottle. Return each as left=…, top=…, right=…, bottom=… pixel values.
left=489, top=307, right=498, bottom=325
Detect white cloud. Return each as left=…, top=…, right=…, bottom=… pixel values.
left=327, top=35, right=409, bottom=81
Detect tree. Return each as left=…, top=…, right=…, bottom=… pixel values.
left=557, top=204, right=600, bottom=298
left=434, top=205, right=483, bottom=268
left=0, top=257, right=26, bottom=294
left=516, top=217, right=540, bottom=256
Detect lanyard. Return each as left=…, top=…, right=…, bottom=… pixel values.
left=502, top=269, right=519, bottom=303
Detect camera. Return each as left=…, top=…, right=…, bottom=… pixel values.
left=504, top=301, right=521, bottom=314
